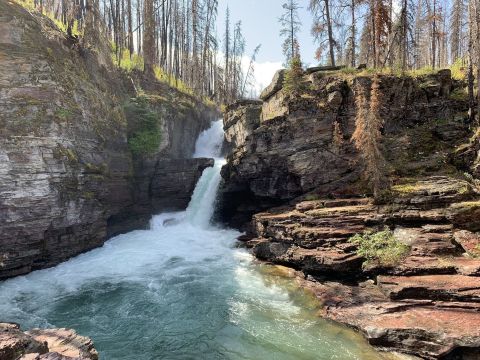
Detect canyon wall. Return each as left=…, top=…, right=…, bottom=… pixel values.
left=0, top=1, right=217, bottom=279
left=220, top=67, right=480, bottom=358
left=220, top=68, right=473, bottom=227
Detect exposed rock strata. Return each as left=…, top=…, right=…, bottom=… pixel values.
left=223, top=68, right=480, bottom=358
left=0, top=323, right=97, bottom=360
left=0, top=2, right=216, bottom=279
left=240, top=177, right=480, bottom=359
left=220, top=70, right=470, bottom=228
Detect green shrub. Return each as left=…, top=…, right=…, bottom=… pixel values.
left=125, top=97, right=161, bottom=156
left=450, top=58, right=467, bottom=81
left=349, top=228, right=410, bottom=267
left=128, top=130, right=161, bottom=156
left=305, top=194, right=320, bottom=201
left=450, top=87, right=468, bottom=101
left=283, top=56, right=306, bottom=95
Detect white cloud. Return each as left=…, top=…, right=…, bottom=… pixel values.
left=216, top=52, right=283, bottom=99
left=240, top=57, right=283, bottom=98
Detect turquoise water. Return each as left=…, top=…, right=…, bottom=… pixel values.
left=0, top=121, right=389, bottom=359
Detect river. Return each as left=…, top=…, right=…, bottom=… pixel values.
left=0, top=120, right=388, bottom=359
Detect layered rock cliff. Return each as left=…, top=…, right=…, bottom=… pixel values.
left=0, top=323, right=98, bottom=360
left=220, top=69, right=470, bottom=227
left=221, top=68, right=480, bottom=358
left=0, top=1, right=217, bottom=279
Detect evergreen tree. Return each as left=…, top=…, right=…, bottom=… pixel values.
left=352, top=76, right=387, bottom=198
left=283, top=55, right=305, bottom=96
left=279, top=0, right=302, bottom=65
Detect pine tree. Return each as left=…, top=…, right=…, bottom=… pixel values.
left=280, top=0, right=302, bottom=65
left=283, top=55, right=305, bottom=96
left=352, top=76, right=387, bottom=198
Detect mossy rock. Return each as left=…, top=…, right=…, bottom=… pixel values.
left=448, top=201, right=480, bottom=232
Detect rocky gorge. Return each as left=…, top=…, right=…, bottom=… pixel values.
left=0, top=0, right=217, bottom=280
left=2, top=1, right=480, bottom=359
left=220, top=68, right=480, bottom=358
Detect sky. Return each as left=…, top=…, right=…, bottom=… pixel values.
left=216, top=0, right=319, bottom=96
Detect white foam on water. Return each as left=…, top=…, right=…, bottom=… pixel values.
left=0, top=120, right=384, bottom=360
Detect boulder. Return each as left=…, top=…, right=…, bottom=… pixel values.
left=259, top=70, right=286, bottom=101
left=454, top=230, right=480, bottom=256
left=0, top=323, right=48, bottom=360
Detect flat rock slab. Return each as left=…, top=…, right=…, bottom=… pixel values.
left=284, top=247, right=363, bottom=274
left=26, top=329, right=98, bottom=360
left=0, top=324, right=48, bottom=360
left=327, top=303, right=480, bottom=359
left=387, top=255, right=480, bottom=276
left=377, top=275, right=480, bottom=302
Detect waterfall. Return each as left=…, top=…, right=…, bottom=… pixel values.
left=0, top=120, right=382, bottom=360
left=185, top=120, right=225, bottom=228
left=149, top=119, right=225, bottom=229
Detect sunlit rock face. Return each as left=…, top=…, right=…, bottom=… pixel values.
left=0, top=2, right=216, bottom=279
left=221, top=66, right=480, bottom=358
left=219, top=68, right=470, bottom=228
left=0, top=323, right=98, bottom=360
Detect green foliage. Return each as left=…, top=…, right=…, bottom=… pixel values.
left=450, top=87, right=468, bottom=101
left=283, top=56, right=306, bottom=95
left=124, top=97, right=161, bottom=156
left=54, top=108, right=73, bottom=121
left=112, top=48, right=144, bottom=72
left=304, top=194, right=320, bottom=201
left=112, top=48, right=215, bottom=105
left=15, top=0, right=82, bottom=36
left=450, top=58, right=467, bottom=81
left=339, top=67, right=358, bottom=75
left=349, top=228, right=410, bottom=267
left=407, top=66, right=437, bottom=78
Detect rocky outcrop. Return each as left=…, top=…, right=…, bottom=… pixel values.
left=259, top=70, right=285, bottom=101
left=0, top=2, right=216, bottom=279
left=0, top=323, right=97, bottom=360
left=220, top=69, right=470, bottom=229
left=220, top=64, right=480, bottom=358
left=240, top=175, right=480, bottom=358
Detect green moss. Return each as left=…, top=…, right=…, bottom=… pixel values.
left=46, top=47, right=54, bottom=58
left=125, top=96, right=161, bottom=156
left=54, top=108, right=73, bottom=121
left=392, top=182, right=421, bottom=194
left=451, top=200, right=480, bottom=210
left=349, top=228, right=410, bottom=267
left=84, top=162, right=107, bottom=174
left=83, top=191, right=95, bottom=200
left=450, top=87, right=468, bottom=101
left=54, top=145, right=78, bottom=163
left=305, top=194, right=320, bottom=201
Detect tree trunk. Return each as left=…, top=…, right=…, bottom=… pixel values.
left=127, top=0, right=133, bottom=56
left=371, top=0, right=377, bottom=67
left=143, top=0, right=156, bottom=77
left=324, top=0, right=336, bottom=66
left=351, top=0, right=356, bottom=67
left=468, top=0, right=476, bottom=124
left=432, top=0, right=437, bottom=68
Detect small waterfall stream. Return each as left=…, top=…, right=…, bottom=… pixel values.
left=0, top=120, right=386, bottom=359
